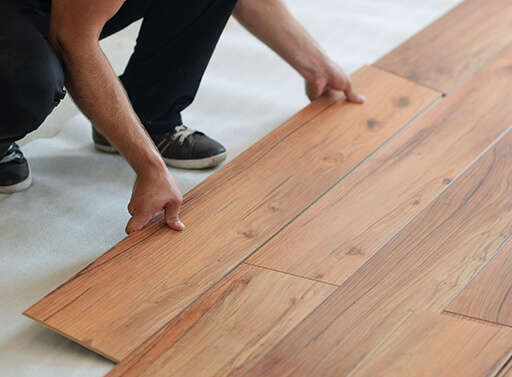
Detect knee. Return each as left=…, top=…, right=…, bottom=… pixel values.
left=0, top=43, right=65, bottom=141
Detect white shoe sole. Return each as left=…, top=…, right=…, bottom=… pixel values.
left=163, top=151, right=227, bottom=169
left=0, top=171, right=32, bottom=194
left=94, top=143, right=227, bottom=169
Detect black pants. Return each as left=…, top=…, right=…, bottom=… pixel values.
left=0, top=0, right=237, bottom=149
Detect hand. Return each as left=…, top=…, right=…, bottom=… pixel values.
left=305, top=60, right=365, bottom=103
left=125, top=167, right=185, bottom=234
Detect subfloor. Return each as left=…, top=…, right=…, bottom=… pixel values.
left=0, top=1, right=476, bottom=376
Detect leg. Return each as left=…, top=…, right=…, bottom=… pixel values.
left=114, top=0, right=238, bottom=133
left=0, top=0, right=65, bottom=192
left=96, top=0, right=237, bottom=168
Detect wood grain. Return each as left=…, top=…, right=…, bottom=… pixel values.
left=24, top=66, right=439, bottom=362
left=351, top=311, right=512, bottom=377
left=445, top=238, right=512, bottom=326
left=243, top=125, right=512, bottom=376
left=375, top=0, right=512, bottom=93
left=248, top=41, right=512, bottom=286
left=104, top=264, right=335, bottom=377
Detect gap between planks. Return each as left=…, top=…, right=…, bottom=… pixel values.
left=243, top=262, right=339, bottom=287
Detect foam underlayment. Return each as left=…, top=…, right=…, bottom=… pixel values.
left=0, top=1, right=463, bottom=376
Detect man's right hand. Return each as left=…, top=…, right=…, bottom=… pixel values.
left=50, top=0, right=185, bottom=234
left=125, top=163, right=185, bottom=234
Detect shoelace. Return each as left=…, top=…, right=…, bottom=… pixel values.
left=171, top=125, right=197, bottom=144
left=0, top=145, right=22, bottom=164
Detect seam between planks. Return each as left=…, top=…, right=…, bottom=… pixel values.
left=441, top=234, right=512, bottom=313
left=345, top=311, right=414, bottom=377
left=442, top=311, right=512, bottom=330
left=243, top=262, right=339, bottom=287
left=370, top=64, right=447, bottom=95
left=496, top=357, right=512, bottom=377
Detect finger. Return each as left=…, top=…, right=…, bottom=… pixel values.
left=125, top=211, right=153, bottom=234
left=345, top=84, right=366, bottom=104
left=165, top=200, right=185, bottom=231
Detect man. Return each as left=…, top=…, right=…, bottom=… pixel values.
left=0, top=0, right=364, bottom=233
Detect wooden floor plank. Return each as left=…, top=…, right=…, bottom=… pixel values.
left=445, top=238, right=512, bottom=326
left=24, top=66, right=439, bottom=362
left=350, top=312, right=512, bottom=377
left=104, top=264, right=335, bottom=377
left=247, top=42, right=512, bottom=286
left=243, top=124, right=512, bottom=376
left=375, top=0, right=512, bottom=93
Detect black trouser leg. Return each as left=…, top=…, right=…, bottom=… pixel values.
left=0, top=0, right=66, bottom=145
left=0, top=0, right=237, bottom=144
left=102, top=0, right=239, bottom=134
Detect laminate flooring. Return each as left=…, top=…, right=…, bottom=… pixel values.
left=24, top=0, right=512, bottom=375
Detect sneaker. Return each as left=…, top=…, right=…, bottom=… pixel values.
left=0, top=143, right=32, bottom=193
left=93, top=125, right=227, bottom=169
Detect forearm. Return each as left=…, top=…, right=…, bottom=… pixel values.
left=233, top=0, right=327, bottom=82
left=50, top=37, right=165, bottom=175
left=234, top=0, right=364, bottom=102
left=48, top=0, right=184, bottom=233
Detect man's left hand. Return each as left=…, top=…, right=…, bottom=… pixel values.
left=305, top=60, right=365, bottom=103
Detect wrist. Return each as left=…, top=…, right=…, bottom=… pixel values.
left=294, top=49, right=331, bottom=83
left=133, top=150, right=168, bottom=178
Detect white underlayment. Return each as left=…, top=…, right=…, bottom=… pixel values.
left=0, top=1, right=463, bottom=376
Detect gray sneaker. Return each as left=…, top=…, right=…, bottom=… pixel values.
left=93, top=125, right=227, bottom=169
left=0, top=143, right=32, bottom=194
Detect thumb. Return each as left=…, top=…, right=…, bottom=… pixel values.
left=344, top=84, right=365, bottom=104
left=165, top=201, right=185, bottom=231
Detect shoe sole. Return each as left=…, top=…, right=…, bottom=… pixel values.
left=162, top=151, right=227, bottom=169
left=0, top=171, right=32, bottom=194
left=94, top=143, right=227, bottom=169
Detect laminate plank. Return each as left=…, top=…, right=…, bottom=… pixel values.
left=104, top=264, right=335, bottom=377
left=243, top=123, right=512, bottom=376
left=351, top=312, right=512, bottom=377
left=24, top=66, right=440, bottom=362
left=375, top=0, right=512, bottom=93
left=445, top=238, right=512, bottom=326
left=248, top=41, right=512, bottom=286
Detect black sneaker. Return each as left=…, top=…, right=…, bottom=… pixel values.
left=0, top=143, right=32, bottom=193
left=92, top=125, right=227, bottom=169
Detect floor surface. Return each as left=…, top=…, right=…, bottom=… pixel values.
left=0, top=1, right=463, bottom=376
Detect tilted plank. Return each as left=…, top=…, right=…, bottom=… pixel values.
left=375, top=0, right=512, bottom=93
left=105, top=265, right=335, bottom=377
left=351, top=312, right=512, bottom=377
left=445, top=238, right=512, bottom=326
left=248, top=41, right=512, bottom=286
left=24, top=66, right=440, bottom=362
left=243, top=126, right=512, bottom=376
